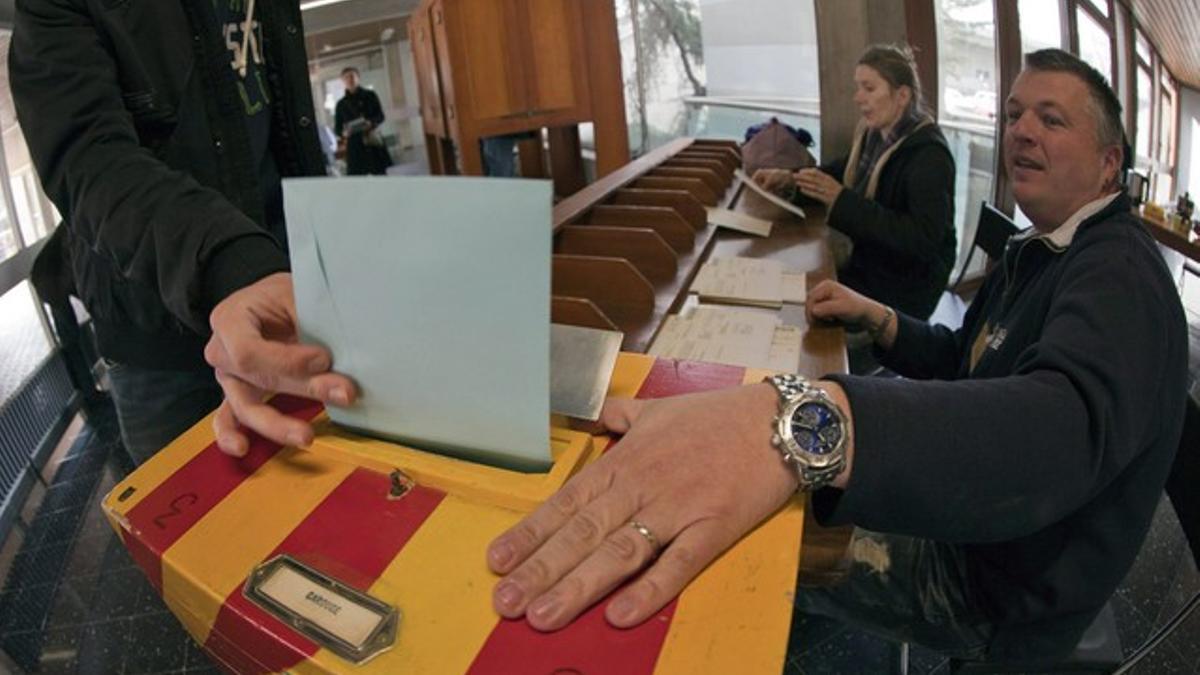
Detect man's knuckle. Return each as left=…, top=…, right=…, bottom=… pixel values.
left=601, top=532, right=641, bottom=564
left=511, top=522, right=542, bottom=549
left=565, top=512, right=603, bottom=545
left=548, top=487, right=581, bottom=519
left=518, top=557, right=552, bottom=586
left=635, top=575, right=666, bottom=603
left=661, top=545, right=698, bottom=573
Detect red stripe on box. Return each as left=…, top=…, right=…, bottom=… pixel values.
left=122, top=395, right=323, bottom=591
left=202, top=467, right=445, bottom=674
left=466, top=358, right=746, bottom=675
left=633, top=358, right=748, bottom=400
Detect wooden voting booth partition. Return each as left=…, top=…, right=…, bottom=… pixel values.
left=408, top=0, right=629, bottom=193
left=549, top=137, right=743, bottom=352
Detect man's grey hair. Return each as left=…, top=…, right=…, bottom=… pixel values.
left=1024, top=49, right=1125, bottom=155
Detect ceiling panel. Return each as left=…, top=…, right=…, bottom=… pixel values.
left=1129, top=0, right=1200, bottom=89
left=302, top=0, right=419, bottom=34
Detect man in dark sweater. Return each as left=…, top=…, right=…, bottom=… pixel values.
left=11, top=0, right=356, bottom=462
left=480, top=49, right=1187, bottom=664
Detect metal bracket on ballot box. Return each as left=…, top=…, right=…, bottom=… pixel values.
left=243, top=554, right=399, bottom=664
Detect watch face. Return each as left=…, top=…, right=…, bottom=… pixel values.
left=790, top=401, right=843, bottom=455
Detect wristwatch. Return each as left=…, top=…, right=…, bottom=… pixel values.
left=765, top=374, right=848, bottom=492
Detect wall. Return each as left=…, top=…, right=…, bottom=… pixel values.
left=814, top=0, right=909, bottom=161
left=1177, top=85, right=1200, bottom=200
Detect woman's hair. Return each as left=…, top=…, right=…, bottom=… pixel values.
left=858, top=44, right=925, bottom=115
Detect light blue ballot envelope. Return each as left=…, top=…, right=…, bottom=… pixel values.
left=284, top=176, right=553, bottom=471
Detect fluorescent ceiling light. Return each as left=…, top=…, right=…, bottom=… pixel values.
left=300, top=0, right=355, bottom=11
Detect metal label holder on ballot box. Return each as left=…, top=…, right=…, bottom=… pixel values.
left=100, top=353, right=807, bottom=674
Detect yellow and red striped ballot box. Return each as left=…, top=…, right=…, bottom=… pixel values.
left=102, top=354, right=806, bottom=674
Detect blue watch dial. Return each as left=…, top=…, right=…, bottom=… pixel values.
left=790, top=401, right=843, bottom=455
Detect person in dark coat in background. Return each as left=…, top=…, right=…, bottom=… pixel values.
left=758, top=44, right=958, bottom=322
left=335, top=67, right=391, bottom=175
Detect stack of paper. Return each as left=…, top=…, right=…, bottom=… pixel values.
left=648, top=305, right=803, bottom=373
left=690, top=256, right=806, bottom=308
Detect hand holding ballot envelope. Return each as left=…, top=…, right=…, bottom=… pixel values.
left=205, top=272, right=359, bottom=456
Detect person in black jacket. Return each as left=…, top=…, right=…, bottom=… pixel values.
left=11, top=0, right=356, bottom=462
left=479, top=50, right=1187, bottom=664
left=334, top=67, right=391, bottom=176
left=760, top=44, right=957, bottom=321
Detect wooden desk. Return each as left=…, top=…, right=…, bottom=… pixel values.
left=713, top=200, right=849, bottom=378
left=1142, top=215, right=1200, bottom=264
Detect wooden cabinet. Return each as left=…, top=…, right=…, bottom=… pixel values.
left=409, top=0, right=629, bottom=191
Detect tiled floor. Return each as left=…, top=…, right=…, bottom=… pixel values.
left=0, top=399, right=217, bottom=674
left=0, top=273, right=1197, bottom=673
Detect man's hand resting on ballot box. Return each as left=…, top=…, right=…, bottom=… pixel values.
left=486, top=382, right=854, bottom=631
left=205, top=272, right=359, bottom=456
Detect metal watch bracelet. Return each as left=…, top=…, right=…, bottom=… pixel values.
left=766, top=374, right=846, bottom=491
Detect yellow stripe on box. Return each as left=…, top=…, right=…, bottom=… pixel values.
left=653, top=366, right=805, bottom=675
left=160, top=447, right=355, bottom=645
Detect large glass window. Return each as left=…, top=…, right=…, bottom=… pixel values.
left=0, top=31, right=58, bottom=262
left=936, top=0, right=997, bottom=277
left=1153, top=77, right=1177, bottom=204
left=1082, top=0, right=1109, bottom=19
left=1019, top=0, right=1063, bottom=54
left=1076, top=7, right=1113, bottom=85
left=618, top=0, right=820, bottom=158
left=1135, top=66, right=1153, bottom=161
left=1134, top=30, right=1152, bottom=65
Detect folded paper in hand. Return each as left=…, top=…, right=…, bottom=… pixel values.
left=735, top=169, right=807, bottom=220
left=285, top=176, right=554, bottom=471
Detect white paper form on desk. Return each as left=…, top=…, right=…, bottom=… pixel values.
left=649, top=305, right=779, bottom=369
left=706, top=207, right=773, bottom=237
left=285, top=176, right=553, bottom=471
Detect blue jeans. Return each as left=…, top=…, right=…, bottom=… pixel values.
left=105, top=361, right=223, bottom=465
left=795, top=529, right=994, bottom=659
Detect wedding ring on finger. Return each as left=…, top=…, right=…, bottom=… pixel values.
left=628, top=520, right=660, bottom=555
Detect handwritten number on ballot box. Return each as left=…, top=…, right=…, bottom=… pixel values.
left=154, top=493, right=199, bottom=530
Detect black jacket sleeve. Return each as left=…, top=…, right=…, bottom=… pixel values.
left=818, top=231, right=1183, bottom=543
left=9, top=0, right=288, bottom=334
left=334, top=98, right=347, bottom=137
left=876, top=272, right=1000, bottom=380
left=365, top=90, right=386, bottom=125
left=824, top=143, right=955, bottom=265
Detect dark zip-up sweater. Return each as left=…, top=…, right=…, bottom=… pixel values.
left=818, top=194, right=1187, bottom=658
left=10, top=0, right=326, bottom=370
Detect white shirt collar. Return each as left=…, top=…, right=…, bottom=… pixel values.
left=1022, top=192, right=1121, bottom=249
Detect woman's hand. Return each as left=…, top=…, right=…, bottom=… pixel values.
left=795, top=168, right=843, bottom=206
left=486, top=384, right=799, bottom=631
left=751, top=168, right=796, bottom=197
